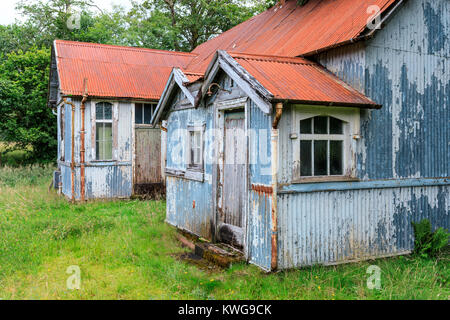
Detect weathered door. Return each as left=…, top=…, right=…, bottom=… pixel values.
left=134, top=127, right=162, bottom=195
left=218, top=110, right=246, bottom=248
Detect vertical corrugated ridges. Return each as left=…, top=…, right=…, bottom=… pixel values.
left=278, top=185, right=449, bottom=269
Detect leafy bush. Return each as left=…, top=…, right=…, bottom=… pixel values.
left=1, top=150, right=29, bottom=167
left=0, top=47, right=56, bottom=164
left=412, top=219, right=449, bottom=258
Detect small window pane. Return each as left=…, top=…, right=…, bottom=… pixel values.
left=135, top=103, right=143, bottom=124
left=96, top=123, right=113, bottom=160
left=96, top=102, right=112, bottom=120
left=195, top=147, right=201, bottom=165
left=103, top=104, right=112, bottom=120
left=300, top=118, right=312, bottom=134
left=144, top=104, right=153, bottom=124
left=190, top=132, right=195, bottom=164
left=330, top=117, right=343, bottom=134
left=314, top=140, right=328, bottom=176
left=330, top=140, right=343, bottom=175
left=300, top=140, right=312, bottom=176
left=96, top=105, right=104, bottom=120
left=314, top=116, right=328, bottom=134
left=189, top=130, right=202, bottom=167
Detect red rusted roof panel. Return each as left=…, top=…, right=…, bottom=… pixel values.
left=55, top=40, right=197, bottom=99
left=185, top=72, right=204, bottom=84
left=188, top=0, right=396, bottom=72
left=230, top=53, right=378, bottom=106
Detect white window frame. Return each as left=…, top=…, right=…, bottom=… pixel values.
left=292, top=105, right=360, bottom=183
left=91, top=100, right=118, bottom=162
left=186, top=124, right=205, bottom=172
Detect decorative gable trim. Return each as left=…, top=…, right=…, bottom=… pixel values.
left=151, top=68, right=195, bottom=125
left=199, top=51, right=274, bottom=114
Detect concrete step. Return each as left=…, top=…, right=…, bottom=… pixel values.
left=194, top=242, right=244, bottom=268
left=176, top=232, right=244, bottom=268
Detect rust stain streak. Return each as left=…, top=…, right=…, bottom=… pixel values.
left=251, top=184, right=273, bottom=196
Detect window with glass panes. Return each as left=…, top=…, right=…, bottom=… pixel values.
left=299, top=116, right=345, bottom=177
left=95, top=102, right=113, bottom=160
left=135, top=103, right=156, bottom=125
left=187, top=126, right=203, bottom=171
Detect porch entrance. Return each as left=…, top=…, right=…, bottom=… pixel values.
left=134, top=127, right=163, bottom=196
left=218, top=109, right=247, bottom=249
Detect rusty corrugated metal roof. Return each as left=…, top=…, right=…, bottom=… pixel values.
left=187, top=0, right=396, bottom=72
left=184, top=72, right=204, bottom=84
left=229, top=52, right=379, bottom=107
left=55, top=40, right=197, bottom=100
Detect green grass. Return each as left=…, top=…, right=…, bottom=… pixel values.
left=0, top=167, right=448, bottom=300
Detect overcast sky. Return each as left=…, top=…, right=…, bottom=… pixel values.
left=0, top=0, right=131, bottom=26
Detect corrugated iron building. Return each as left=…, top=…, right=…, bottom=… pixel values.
left=49, top=0, right=448, bottom=270
left=153, top=0, right=449, bottom=270
left=49, top=41, right=197, bottom=200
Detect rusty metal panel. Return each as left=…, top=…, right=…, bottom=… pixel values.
left=134, top=128, right=162, bottom=185
left=188, top=0, right=396, bottom=72
left=277, top=184, right=450, bottom=269
left=54, top=40, right=196, bottom=100
left=230, top=53, right=379, bottom=107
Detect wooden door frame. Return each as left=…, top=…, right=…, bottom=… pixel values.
left=212, top=97, right=249, bottom=255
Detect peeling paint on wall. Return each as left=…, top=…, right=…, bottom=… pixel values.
left=319, top=0, right=450, bottom=180
left=278, top=185, right=449, bottom=269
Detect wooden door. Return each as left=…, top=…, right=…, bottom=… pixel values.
left=218, top=110, right=246, bottom=248
left=134, top=127, right=162, bottom=194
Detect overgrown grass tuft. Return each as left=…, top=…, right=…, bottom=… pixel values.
left=0, top=165, right=54, bottom=188
left=0, top=166, right=448, bottom=300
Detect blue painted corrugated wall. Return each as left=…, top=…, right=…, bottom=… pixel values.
left=318, top=0, right=450, bottom=181
left=247, top=100, right=273, bottom=271
left=58, top=99, right=133, bottom=200
left=164, top=103, right=215, bottom=239
left=275, top=0, right=450, bottom=268
left=278, top=185, right=449, bottom=268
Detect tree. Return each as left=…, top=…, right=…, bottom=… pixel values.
left=0, top=0, right=276, bottom=165
left=15, top=0, right=111, bottom=47
left=137, top=0, right=269, bottom=51
left=0, top=47, right=55, bottom=163
left=0, top=24, right=40, bottom=56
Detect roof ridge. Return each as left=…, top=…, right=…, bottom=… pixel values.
left=55, top=40, right=197, bottom=57
left=229, top=52, right=315, bottom=65
left=183, top=71, right=205, bottom=76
